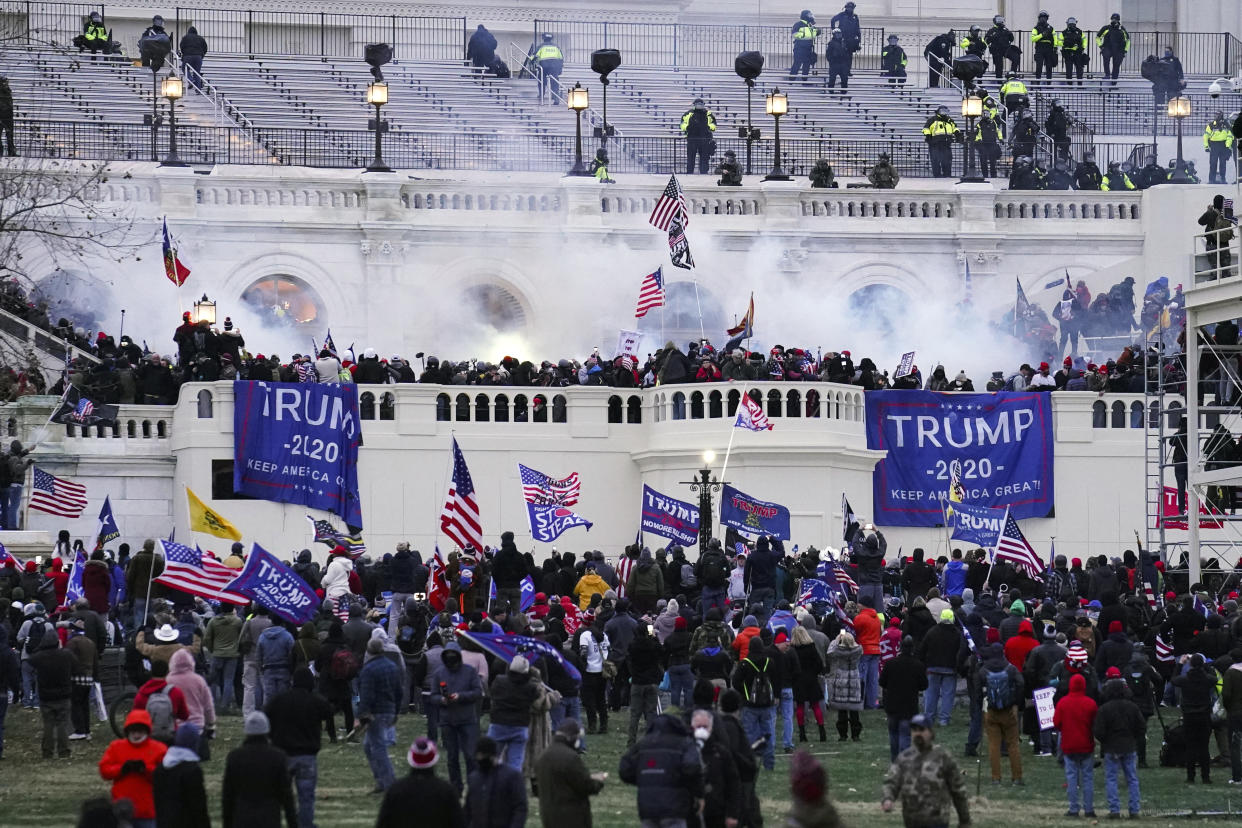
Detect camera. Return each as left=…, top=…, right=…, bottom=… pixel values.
left=1209, top=80, right=1223, bottom=98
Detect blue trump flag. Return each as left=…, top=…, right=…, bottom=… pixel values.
left=65, top=548, right=86, bottom=604
left=459, top=630, right=582, bottom=682
left=519, top=575, right=536, bottom=612
left=526, top=503, right=593, bottom=543
left=719, top=484, right=791, bottom=540
left=639, top=485, right=700, bottom=548
left=233, top=381, right=363, bottom=527
left=864, top=391, right=1054, bottom=527
left=223, top=543, right=319, bottom=625
left=798, top=578, right=833, bottom=606
left=948, top=501, right=1007, bottom=548
left=96, top=496, right=120, bottom=550
left=767, top=609, right=797, bottom=634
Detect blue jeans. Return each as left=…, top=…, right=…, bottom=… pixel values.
left=0, top=693, right=8, bottom=758
left=859, top=654, right=880, bottom=709
left=1104, top=752, right=1140, bottom=815
left=210, top=656, right=239, bottom=709
left=966, top=692, right=982, bottom=751
left=668, top=664, right=694, bottom=711
left=779, top=688, right=795, bottom=748
left=700, top=587, right=727, bottom=618
left=363, top=713, right=396, bottom=790
left=487, top=722, right=530, bottom=771
left=923, top=670, right=955, bottom=725
left=21, top=660, right=38, bottom=708
left=550, top=697, right=585, bottom=750
left=741, top=705, right=776, bottom=770
left=857, top=584, right=884, bottom=611
left=287, top=754, right=318, bottom=828
left=887, top=715, right=911, bottom=762
left=261, top=668, right=291, bottom=702
left=749, top=588, right=775, bottom=621
left=441, top=720, right=478, bottom=793
left=1064, top=753, right=1094, bottom=815
left=0, top=484, right=20, bottom=529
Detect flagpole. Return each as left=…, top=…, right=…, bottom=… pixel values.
left=692, top=280, right=706, bottom=342
left=938, top=497, right=954, bottom=563
left=716, top=423, right=738, bottom=538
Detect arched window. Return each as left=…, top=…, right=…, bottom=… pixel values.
left=474, top=394, right=490, bottom=422
left=708, top=391, right=723, bottom=419
left=627, top=395, right=642, bottom=423
left=1092, top=400, right=1107, bottom=428
left=240, top=273, right=325, bottom=331
left=552, top=395, right=567, bottom=423
left=1110, top=400, right=1126, bottom=428
left=806, top=389, right=821, bottom=418
left=455, top=393, right=470, bottom=422
left=359, top=391, right=376, bottom=420
left=1130, top=401, right=1144, bottom=429
left=6, top=417, right=16, bottom=436
left=608, top=395, right=623, bottom=424
left=157, top=421, right=167, bottom=438
left=727, top=389, right=741, bottom=417
left=766, top=389, right=781, bottom=418
left=380, top=393, right=395, bottom=421
left=494, top=394, right=510, bottom=423
left=436, top=393, right=450, bottom=422
left=533, top=396, right=548, bottom=423
left=514, top=395, right=529, bottom=422
left=786, top=390, right=801, bottom=418
left=671, top=391, right=687, bottom=420
left=690, top=391, right=705, bottom=419
left=142, top=420, right=152, bottom=438
left=196, top=389, right=213, bottom=418
left=126, top=420, right=136, bottom=438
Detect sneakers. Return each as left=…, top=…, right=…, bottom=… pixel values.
left=68, top=733, right=90, bottom=741
left=1129, top=812, right=1140, bottom=819
left=1084, top=812, right=1097, bottom=818
left=1107, top=814, right=1120, bottom=820
left=1064, top=811, right=1079, bottom=818
left=1012, top=779, right=1026, bottom=787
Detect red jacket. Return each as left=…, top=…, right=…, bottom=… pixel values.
left=98, top=710, right=168, bottom=819
left=133, top=677, right=191, bottom=724
left=732, top=625, right=762, bottom=661
left=1004, top=620, right=1039, bottom=671
left=1053, top=673, right=1098, bottom=755
left=48, top=560, right=69, bottom=607
left=853, top=607, right=882, bottom=655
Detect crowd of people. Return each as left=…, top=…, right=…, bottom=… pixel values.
left=4, top=526, right=1242, bottom=826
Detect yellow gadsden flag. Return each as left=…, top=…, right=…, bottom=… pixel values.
left=186, top=487, right=242, bottom=541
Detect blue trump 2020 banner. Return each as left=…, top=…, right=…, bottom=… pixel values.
left=233, top=381, right=363, bottom=527
left=640, top=485, right=700, bottom=547
left=949, top=502, right=1007, bottom=547
left=865, top=391, right=1054, bottom=527
left=720, top=484, right=791, bottom=540
left=224, top=543, right=319, bottom=625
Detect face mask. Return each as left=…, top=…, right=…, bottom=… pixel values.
left=694, top=727, right=711, bottom=742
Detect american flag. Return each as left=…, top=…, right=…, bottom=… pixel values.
left=518, top=463, right=581, bottom=506
left=441, top=437, right=483, bottom=553
left=734, top=393, right=773, bottom=432
left=154, top=540, right=249, bottom=604
left=1143, top=580, right=1160, bottom=610
left=296, top=361, right=315, bottom=383
left=0, top=543, right=13, bottom=566
left=29, top=467, right=88, bottom=518
left=830, top=557, right=858, bottom=594
left=648, top=174, right=688, bottom=231
left=616, top=554, right=636, bottom=598
left=634, top=267, right=666, bottom=318
left=959, top=620, right=977, bottom=652
left=306, top=516, right=366, bottom=556
left=994, top=508, right=1043, bottom=581
left=1154, top=634, right=1174, bottom=663
left=73, top=398, right=94, bottom=422
left=667, top=212, right=695, bottom=270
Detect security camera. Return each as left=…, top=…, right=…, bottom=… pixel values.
left=1209, top=79, right=1223, bottom=98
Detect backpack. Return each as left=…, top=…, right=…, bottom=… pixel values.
left=680, top=563, right=697, bottom=589
left=329, top=647, right=361, bottom=681
left=23, top=619, right=46, bottom=656
left=984, top=667, right=1012, bottom=710
left=1159, top=723, right=1186, bottom=767
left=700, top=552, right=727, bottom=589
left=745, top=658, right=775, bottom=707
left=1058, top=571, right=1078, bottom=604
left=146, top=688, right=176, bottom=742
left=488, top=57, right=511, bottom=78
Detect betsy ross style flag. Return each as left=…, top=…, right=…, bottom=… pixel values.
left=635, top=267, right=666, bottom=318
left=162, top=217, right=191, bottom=287
left=995, top=508, right=1043, bottom=580
left=29, top=467, right=88, bottom=518
left=155, top=540, right=249, bottom=604
left=441, top=437, right=483, bottom=552
left=519, top=463, right=581, bottom=506
left=648, top=174, right=689, bottom=231
left=734, top=392, right=773, bottom=431
left=306, top=516, right=366, bottom=556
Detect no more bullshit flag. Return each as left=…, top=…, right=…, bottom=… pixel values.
left=639, top=485, right=700, bottom=548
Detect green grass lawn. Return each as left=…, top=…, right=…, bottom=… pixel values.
left=1, top=704, right=1240, bottom=826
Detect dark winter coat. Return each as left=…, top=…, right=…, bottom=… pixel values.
left=179, top=29, right=207, bottom=58
left=29, top=630, right=75, bottom=702
left=466, top=26, right=498, bottom=68
left=377, top=769, right=465, bottom=828
left=916, top=623, right=962, bottom=671
left=389, top=548, right=418, bottom=593
left=489, top=669, right=539, bottom=726
left=465, top=761, right=527, bottom=828
left=699, top=728, right=742, bottom=827
left=153, top=751, right=211, bottom=828
left=1171, top=663, right=1216, bottom=716
left=220, top=736, right=296, bottom=828
left=880, top=653, right=928, bottom=719
left=82, top=559, right=112, bottom=613
left=618, top=714, right=704, bottom=821
left=535, top=737, right=604, bottom=827
left=1094, top=633, right=1134, bottom=676
left=1093, top=683, right=1146, bottom=755
left=266, top=673, right=333, bottom=756
left=628, top=631, right=664, bottom=686
left=792, top=642, right=824, bottom=702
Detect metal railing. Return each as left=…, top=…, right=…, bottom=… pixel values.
left=958, top=29, right=1241, bottom=78
left=532, top=19, right=887, bottom=71
left=0, top=1, right=101, bottom=46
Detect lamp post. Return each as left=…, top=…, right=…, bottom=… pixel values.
left=764, top=87, right=790, bottom=181
left=193, top=294, right=216, bottom=325
left=566, top=82, right=591, bottom=176
left=959, top=93, right=984, bottom=182
left=159, top=74, right=187, bottom=167
left=681, top=450, right=725, bottom=554
left=365, top=81, right=392, bottom=173
left=1168, top=95, right=1192, bottom=183
left=590, top=49, right=620, bottom=149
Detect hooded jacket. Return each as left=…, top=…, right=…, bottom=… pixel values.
left=29, top=628, right=75, bottom=702
left=82, top=557, right=113, bottom=613
left=1053, top=673, right=1098, bottom=755
left=852, top=606, right=882, bottom=655
left=942, top=559, right=968, bottom=596
left=221, top=734, right=297, bottom=828
left=1093, top=680, right=1145, bottom=754
left=573, top=571, right=611, bottom=610
left=167, top=648, right=216, bottom=730
left=99, top=710, right=169, bottom=820
left=489, top=665, right=539, bottom=727
left=626, top=550, right=664, bottom=599
left=618, top=714, right=704, bottom=821
left=266, top=668, right=334, bottom=756
left=1004, top=619, right=1039, bottom=670
left=429, top=643, right=484, bottom=726
left=256, top=624, right=295, bottom=671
